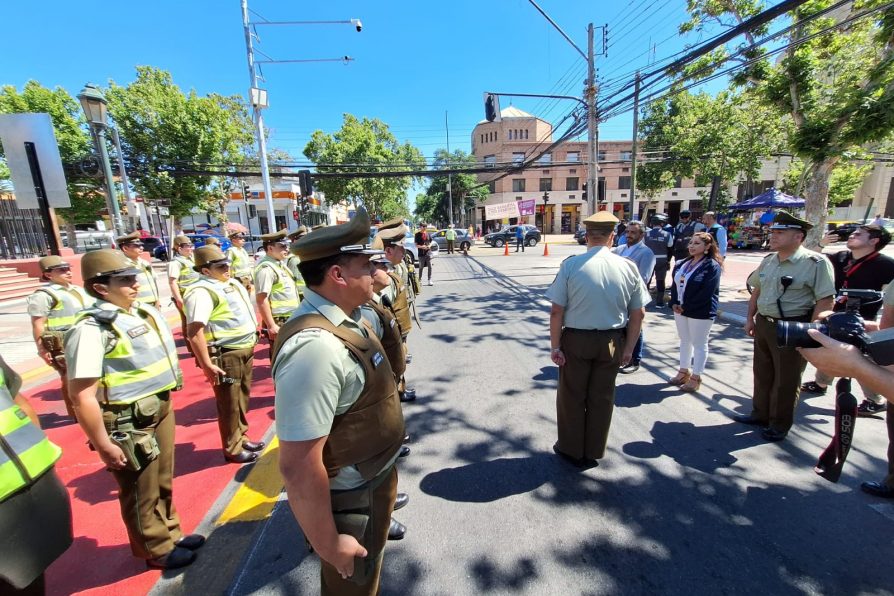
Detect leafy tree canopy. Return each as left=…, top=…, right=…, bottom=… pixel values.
left=415, top=148, right=488, bottom=226
left=303, top=114, right=425, bottom=220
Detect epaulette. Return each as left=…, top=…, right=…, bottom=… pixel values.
left=763, top=253, right=775, bottom=260
left=87, top=309, right=118, bottom=325
left=808, top=254, right=823, bottom=263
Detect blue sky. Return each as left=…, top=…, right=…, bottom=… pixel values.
left=3, top=0, right=730, bottom=201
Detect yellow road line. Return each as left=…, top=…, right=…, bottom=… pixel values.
left=21, top=364, right=53, bottom=382
left=216, top=436, right=284, bottom=525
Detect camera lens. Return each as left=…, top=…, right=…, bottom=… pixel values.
left=776, top=321, right=825, bottom=348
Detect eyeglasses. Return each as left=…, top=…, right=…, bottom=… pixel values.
left=178, top=243, right=194, bottom=248
left=48, top=266, right=71, bottom=273
left=210, top=262, right=230, bottom=270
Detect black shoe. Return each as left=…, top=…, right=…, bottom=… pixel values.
left=799, top=381, right=827, bottom=395
left=857, top=400, right=887, bottom=417
left=242, top=440, right=266, bottom=452
left=175, top=534, right=206, bottom=551
left=655, top=302, right=665, bottom=308
left=400, top=389, right=417, bottom=402
left=146, top=546, right=196, bottom=570
left=387, top=518, right=406, bottom=540
left=732, top=414, right=766, bottom=426
left=552, top=443, right=582, bottom=466
left=394, top=493, right=409, bottom=511
left=619, top=363, right=640, bottom=374
left=761, top=428, right=788, bottom=442
left=398, top=445, right=410, bottom=458
left=403, top=434, right=411, bottom=443
left=860, top=481, right=894, bottom=499
left=225, top=450, right=259, bottom=464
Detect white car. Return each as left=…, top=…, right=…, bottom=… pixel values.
left=369, top=224, right=438, bottom=263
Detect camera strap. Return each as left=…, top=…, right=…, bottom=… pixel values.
left=814, top=378, right=858, bottom=483
left=841, top=251, right=879, bottom=289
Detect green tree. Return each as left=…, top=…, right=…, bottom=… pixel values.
left=303, top=114, right=425, bottom=219
left=677, top=0, right=894, bottom=244
left=0, top=81, right=105, bottom=224
left=782, top=157, right=872, bottom=208
left=416, top=149, right=488, bottom=226
left=104, top=66, right=255, bottom=221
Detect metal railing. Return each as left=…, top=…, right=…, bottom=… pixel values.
left=0, top=196, right=49, bottom=260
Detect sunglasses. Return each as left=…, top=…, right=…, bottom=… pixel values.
left=48, top=266, right=71, bottom=273
left=179, top=243, right=194, bottom=248
left=210, top=262, right=230, bottom=270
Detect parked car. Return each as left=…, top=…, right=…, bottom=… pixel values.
left=139, top=236, right=169, bottom=261
left=484, top=225, right=541, bottom=248
left=368, top=223, right=438, bottom=263
left=187, top=233, right=231, bottom=251
left=431, top=229, right=474, bottom=251
left=60, top=227, right=116, bottom=253
left=574, top=226, right=587, bottom=245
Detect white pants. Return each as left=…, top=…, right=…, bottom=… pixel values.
left=674, top=313, right=714, bottom=375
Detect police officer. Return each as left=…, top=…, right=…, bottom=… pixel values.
left=167, top=235, right=201, bottom=351
left=254, top=230, right=300, bottom=342
left=227, top=231, right=255, bottom=292
left=117, top=231, right=161, bottom=309
left=285, top=225, right=309, bottom=297
left=374, top=225, right=417, bottom=402
left=65, top=249, right=205, bottom=569
left=546, top=212, right=650, bottom=467
left=644, top=216, right=674, bottom=307
left=0, top=355, right=72, bottom=595
left=673, top=209, right=706, bottom=262
left=26, top=256, right=93, bottom=418
left=272, top=208, right=405, bottom=594
left=184, top=246, right=265, bottom=465
left=735, top=212, right=836, bottom=442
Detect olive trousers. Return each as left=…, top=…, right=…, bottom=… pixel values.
left=213, top=346, right=255, bottom=457
left=556, top=327, right=624, bottom=460
left=103, top=394, right=182, bottom=559
left=751, top=315, right=808, bottom=434
left=320, top=467, right=398, bottom=596
left=884, top=407, right=894, bottom=489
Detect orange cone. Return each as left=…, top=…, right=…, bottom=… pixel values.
left=543, top=243, right=550, bottom=256
left=503, top=242, right=509, bottom=256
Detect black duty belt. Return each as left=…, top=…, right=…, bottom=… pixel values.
left=102, top=390, right=171, bottom=413
left=760, top=313, right=812, bottom=324
left=564, top=327, right=625, bottom=334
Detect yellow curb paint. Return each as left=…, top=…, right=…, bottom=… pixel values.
left=20, top=364, right=54, bottom=382
left=216, top=436, right=284, bottom=525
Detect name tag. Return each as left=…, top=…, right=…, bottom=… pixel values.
left=128, top=325, right=149, bottom=339
left=372, top=351, right=384, bottom=368
left=224, top=286, right=235, bottom=294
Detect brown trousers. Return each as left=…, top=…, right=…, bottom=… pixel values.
left=321, top=467, right=398, bottom=596
left=752, top=315, right=807, bottom=433
left=213, top=346, right=254, bottom=457
left=103, top=395, right=181, bottom=559
left=884, top=407, right=894, bottom=489
left=557, top=328, right=624, bottom=460
left=48, top=355, right=76, bottom=418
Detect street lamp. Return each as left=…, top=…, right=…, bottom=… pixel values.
left=78, top=83, right=125, bottom=236
left=542, top=191, right=550, bottom=243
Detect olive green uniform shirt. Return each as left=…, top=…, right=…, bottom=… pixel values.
left=546, top=246, right=651, bottom=329
left=273, top=288, right=396, bottom=490
left=748, top=246, right=836, bottom=318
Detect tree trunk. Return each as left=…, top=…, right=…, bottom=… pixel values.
left=802, top=157, right=838, bottom=249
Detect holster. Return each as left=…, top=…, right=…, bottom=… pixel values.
left=109, top=429, right=159, bottom=472
left=102, top=394, right=165, bottom=471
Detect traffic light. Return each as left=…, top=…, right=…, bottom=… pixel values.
left=582, top=182, right=588, bottom=202
left=247, top=204, right=257, bottom=219
left=483, top=93, right=501, bottom=123
left=299, top=170, right=314, bottom=197
left=242, top=184, right=251, bottom=200
left=597, top=178, right=607, bottom=203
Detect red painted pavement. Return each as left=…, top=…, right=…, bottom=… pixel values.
left=27, top=335, right=276, bottom=596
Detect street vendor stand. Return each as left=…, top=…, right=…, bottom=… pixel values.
left=728, top=188, right=806, bottom=249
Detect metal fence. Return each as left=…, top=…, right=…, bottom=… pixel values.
left=0, top=196, right=49, bottom=259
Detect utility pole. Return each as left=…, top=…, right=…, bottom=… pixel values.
left=446, top=111, right=454, bottom=227
left=241, top=0, right=276, bottom=233
left=628, top=72, right=640, bottom=220
left=586, top=23, right=599, bottom=218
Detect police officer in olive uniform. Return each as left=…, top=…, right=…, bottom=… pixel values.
left=167, top=235, right=201, bottom=352
left=117, top=231, right=161, bottom=309
left=0, top=355, right=72, bottom=595
left=735, top=212, right=836, bottom=441
left=65, top=250, right=205, bottom=570
left=254, top=230, right=301, bottom=343
left=546, top=211, right=651, bottom=467
left=286, top=225, right=309, bottom=297
left=26, top=256, right=93, bottom=418
left=271, top=208, right=405, bottom=595
left=184, top=246, right=265, bottom=465
left=227, top=231, right=255, bottom=292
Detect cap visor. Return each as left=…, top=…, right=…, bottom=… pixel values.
left=107, top=267, right=142, bottom=277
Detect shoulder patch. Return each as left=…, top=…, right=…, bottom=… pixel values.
left=762, top=253, right=775, bottom=260
left=809, top=254, right=822, bottom=263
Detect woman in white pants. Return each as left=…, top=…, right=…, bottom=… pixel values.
left=668, top=232, right=723, bottom=392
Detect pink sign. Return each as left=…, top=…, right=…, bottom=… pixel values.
left=517, top=199, right=536, bottom=216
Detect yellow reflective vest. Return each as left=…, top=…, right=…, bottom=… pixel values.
left=184, top=278, right=258, bottom=349
left=33, top=283, right=91, bottom=331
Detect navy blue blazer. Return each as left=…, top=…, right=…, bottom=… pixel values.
left=669, top=257, right=721, bottom=319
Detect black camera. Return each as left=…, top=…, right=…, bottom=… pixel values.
left=776, top=289, right=894, bottom=365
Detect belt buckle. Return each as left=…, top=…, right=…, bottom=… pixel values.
left=765, top=315, right=777, bottom=323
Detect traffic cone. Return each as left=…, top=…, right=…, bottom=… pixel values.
left=543, top=242, right=550, bottom=256
left=503, top=243, right=509, bottom=256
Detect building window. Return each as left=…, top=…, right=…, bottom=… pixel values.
left=540, top=178, right=553, bottom=192
left=674, top=176, right=683, bottom=188
left=567, top=151, right=580, bottom=162
left=569, top=194, right=576, bottom=200
left=488, top=181, right=496, bottom=193
left=512, top=179, right=526, bottom=192
left=620, top=151, right=632, bottom=161
left=619, top=176, right=631, bottom=190
left=621, top=193, right=627, bottom=198
left=569, top=168, right=577, bottom=174
left=622, top=167, right=630, bottom=173
left=598, top=150, right=606, bottom=161
left=542, top=170, right=550, bottom=174
left=525, top=130, right=529, bottom=139
left=538, top=153, right=552, bottom=165
left=566, top=177, right=579, bottom=191
left=672, top=191, right=679, bottom=196
left=512, top=152, right=525, bottom=164
left=484, top=155, right=496, bottom=168
left=480, top=134, right=484, bottom=144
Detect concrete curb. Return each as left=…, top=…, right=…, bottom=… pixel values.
left=716, top=309, right=747, bottom=326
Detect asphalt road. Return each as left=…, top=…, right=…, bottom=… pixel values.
left=160, top=243, right=894, bottom=595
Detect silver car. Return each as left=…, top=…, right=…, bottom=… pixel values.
left=430, top=229, right=474, bottom=251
